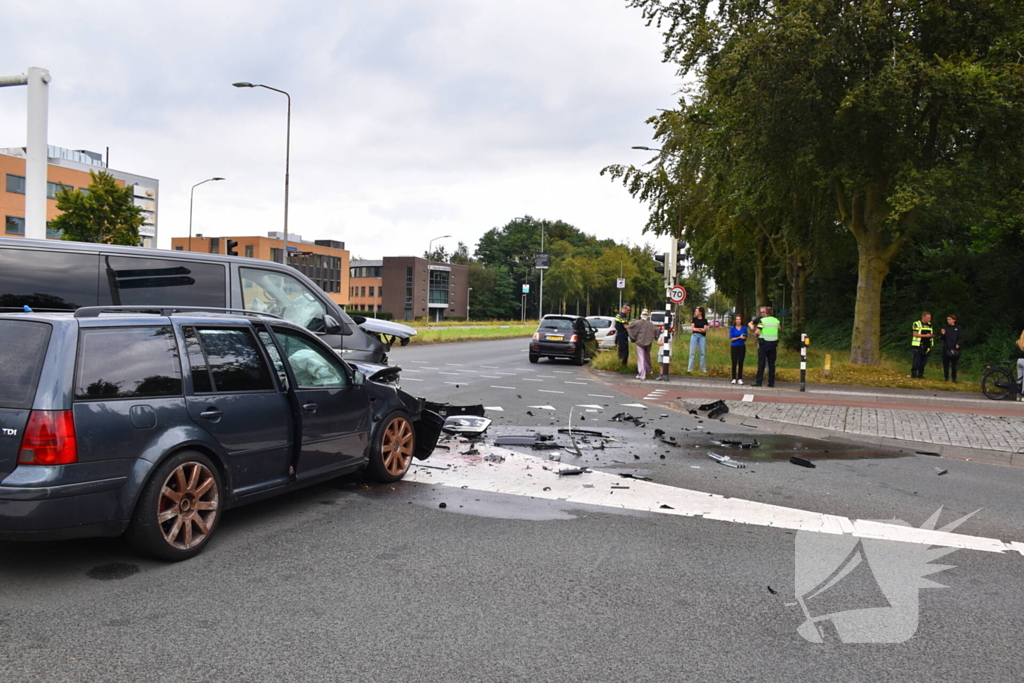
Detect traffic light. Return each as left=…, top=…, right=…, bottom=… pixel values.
left=654, top=253, right=667, bottom=275
left=226, top=239, right=239, bottom=256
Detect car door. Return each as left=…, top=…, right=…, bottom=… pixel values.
left=270, top=325, right=369, bottom=478
left=182, top=324, right=293, bottom=495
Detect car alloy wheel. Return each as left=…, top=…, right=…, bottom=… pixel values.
left=380, top=415, right=414, bottom=478
left=158, top=461, right=220, bottom=551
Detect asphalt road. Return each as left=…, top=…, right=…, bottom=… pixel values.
left=1, top=337, right=1022, bottom=682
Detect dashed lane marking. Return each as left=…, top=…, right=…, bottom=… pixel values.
left=480, top=365, right=500, bottom=369
left=445, top=363, right=464, bottom=366
left=483, top=406, right=504, bottom=411
left=438, top=372, right=460, bottom=376
left=528, top=405, right=557, bottom=411
left=575, top=404, right=604, bottom=409
left=409, top=360, right=428, bottom=363
left=553, top=371, right=573, bottom=374
left=621, top=403, right=647, bottom=408
left=443, top=382, right=464, bottom=386
left=490, top=386, right=517, bottom=390
left=588, top=394, right=614, bottom=398
left=538, top=389, right=565, bottom=394
left=480, top=375, right=502, bottom=379
left=522, top=378, right=545, bottom=382
left=402, top=378, right=423, bottom=382
left=564, top=381, right=589, bottom=385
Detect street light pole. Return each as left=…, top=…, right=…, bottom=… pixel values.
left=233, top=82, right=291, bottom=263
left=539, top=222, right=545, bottom=320
left=428, top=234, right=451, bottom=261
left=467, top=287, right=473, bottom=320
left=189, top=177, right=224, bottom=251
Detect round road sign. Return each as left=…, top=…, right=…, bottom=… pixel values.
left=669, top=285, right=686, bottom=304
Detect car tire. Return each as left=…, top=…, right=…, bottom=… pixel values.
left=574, top=350, right=585, bottom=366
left=125, top=450, right=223, bottom=562
left=529, top=353, right=539, bottom=363
left=367, top=410, right=416, bottom=483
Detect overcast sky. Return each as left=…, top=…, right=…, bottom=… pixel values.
left=1, top=0, right=681, bottom=258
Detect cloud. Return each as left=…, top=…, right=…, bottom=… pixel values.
left=0, top=0, right=681, bottom=257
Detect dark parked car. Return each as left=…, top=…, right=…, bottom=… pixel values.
left=0, top=306, right=442, bottom=561
left=529, top=315, right=598, bottom=365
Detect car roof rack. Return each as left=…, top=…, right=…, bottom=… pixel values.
left=73, top=305, right=284, bottom=320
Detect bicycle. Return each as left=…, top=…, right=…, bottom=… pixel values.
left=980, top=360, right=1021, bottom=400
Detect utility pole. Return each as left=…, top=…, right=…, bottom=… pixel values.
left=538, top=222, right=545, bottom=320
left=1, top=67, right=50, bottom=240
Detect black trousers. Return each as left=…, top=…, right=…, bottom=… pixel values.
left=731, top=345, right=746, bottom=380
left=911, top=347, right=930, bottom=378
left=617, top=339, right=629, bottom=365
left=942, top=352, right=960, bottom=381
left=756, top=341, right=778, bottom=386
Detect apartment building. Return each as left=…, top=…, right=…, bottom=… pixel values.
left=381, top=256, right=469, bottom=322
left=349, top=259, right=384, bottom=312
left=1, top=146, right=158, bottom=247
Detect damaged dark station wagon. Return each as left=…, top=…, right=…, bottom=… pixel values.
left=0, top=306, right=444, bottom=561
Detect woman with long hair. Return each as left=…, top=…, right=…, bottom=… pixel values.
left=687, top=306, right=708, bottom=373
left=729, top=314, right=747, bottom=384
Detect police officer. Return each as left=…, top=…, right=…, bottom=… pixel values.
left=614, top=304, right=632, bottom=366
left=910, top=311, right=934, bottom=379
left=752, top=306, right=781, bottom=387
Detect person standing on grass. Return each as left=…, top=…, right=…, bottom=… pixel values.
left=729, top=314, right=747, bottom=384
left=614, top=304, right=632, bottom=367
left=910, top=312, right=934, bottom=379
left=748, top=306, right=768, bottom=349
left=687, top=306, right=709, bottom=373
left=752, top=306, right=781, bottom=387
left=628, top=309, right=658, bottom=381
left=939, top=315, right=963, bottom=383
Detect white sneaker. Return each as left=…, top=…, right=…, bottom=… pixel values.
left=738, top=379, right=744, bottom=385
left=730, top=379, right=736, bottom=384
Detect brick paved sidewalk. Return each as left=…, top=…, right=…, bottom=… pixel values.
left=676, top=398, right=1024, bottom=467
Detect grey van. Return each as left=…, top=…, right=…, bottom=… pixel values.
left=0, top=307, right=443, bottom=560
left=0, top=236, right=408, bottom=364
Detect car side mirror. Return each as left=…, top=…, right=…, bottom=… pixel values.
left=353, top=369, right=365, bottom=385
left=323, top=314, right=346, bottom=335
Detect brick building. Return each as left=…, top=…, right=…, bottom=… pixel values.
left=380, top=256, right=469, bottom=322
left=349, top=259, right=384, bottom=312
left=1, top=146, right=158, bottom=246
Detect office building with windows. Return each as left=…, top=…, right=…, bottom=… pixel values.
left=349, top=260, right=383, bottom=312
left=171, top=232, right=350, bottom=308
left=380, top=256, right=469, bottom=322
left=1, top=146, right=159, bottom=247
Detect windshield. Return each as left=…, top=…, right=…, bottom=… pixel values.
left=588, top=318, right=611, bottom=328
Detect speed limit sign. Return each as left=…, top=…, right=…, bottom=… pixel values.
left=668, top=285, right=686, bottom=304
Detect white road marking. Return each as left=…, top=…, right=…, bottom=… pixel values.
left=494, top=372, right=518, bottom=376
left=575, top=404, right=604, bottom=409
left=538, top=389, right=565, bottom=394
left=522, top=378, right=545, bottom=382
left=422, top=366, right=440, bottom=370
left=742, top=394, right=754, bottom=402
left=439, top=372, right=460, bottom=376
left=445, top=363, right=464, bottom=366
left=553, top=371, right=572, bottom=374
left=564, top=381, right=589, bottom=385
left=484, top=406, right=504, bottom=411
left=588, top=394, right=614, bottom=398
left=621, top=403, right=647, bottom=408
left=586, top=409, right=599, bottom=413
left=480, top=375, right=502, bottom=379
left=443, top=382, right=464, bottom=386
left=401, top=377, right=423, bottom=382
left=528, top=405, right=557, bottom=411
left=536, top=375, right=557, bottom=379
left=408, top=448, right=1020, bottom=556
left=480, top=365, right=500, bottom=369
left=409, top=360, right=428, bottom=363
left=490, top=385, right=516, bottom=390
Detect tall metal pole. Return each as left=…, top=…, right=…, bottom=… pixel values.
left=188, top=177, right=224, bottom=251
left=618, top=261, right=623, bottom=310
left=1, top=68, right=50, bottom=240
left=538, top=223, right=545, bottom=320
left=233, top=82, right=290, bottom=262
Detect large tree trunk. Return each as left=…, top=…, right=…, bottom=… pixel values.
left=754, top=242, right=769, bottom=309
left=836, top=182, right=906, bottom=366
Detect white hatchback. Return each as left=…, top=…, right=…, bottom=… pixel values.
left=586, top=316, right=619, bottom=349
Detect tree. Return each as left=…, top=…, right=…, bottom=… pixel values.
left=52, top=171, right=145, bottom=245
left=622, top=0, right=1024, bottom=365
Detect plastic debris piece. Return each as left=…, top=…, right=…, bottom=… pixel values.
left=706, top=451, right=745, bottom=469
left=767, top=586, right=777, bottom=595
left=688, top=409, right=698, bottom=415
left=542, top=487, right=551, bottom=491
left=789, top=456, right=816, bottom=468
left=611, top=485, right=630, bottom=489
left=558, top=428, right=606, bottom=437
left=699, top=399, right=726, bottom=412
left=935, top=467, right=948, bottom=476
left=618, top=473, right=652, bottom=481
left=483, top=453, right=505, bottom=463
left=653, top=428, right=665, bottom=438
left=557, top=467, right=589, bottom=476
left=917, top=451, right=941, bottom=457
left=439, top=503, right=447, bottom=509
left=659, top=504, right=674, bottom=509
left=549, top=454, right=561, bottom=461
left=442, top=415, right=492, bottom=435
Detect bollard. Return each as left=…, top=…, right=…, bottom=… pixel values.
left=824, top=353, right=832, bottom=378
left=800, top=333, right=809, bottom=392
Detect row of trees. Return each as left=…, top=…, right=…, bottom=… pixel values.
left=426, top=216, right=695, bottom=320
left=604, top=0, right=1024, bottom=364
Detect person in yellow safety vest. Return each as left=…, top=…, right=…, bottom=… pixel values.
left=910, top=312, right=934, bottom=379
left=752, top=306, right=781, bottom=387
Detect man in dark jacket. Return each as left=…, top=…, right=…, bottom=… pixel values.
left=940, top=315, right=963, bottom=382
left=614, top=305, right=632, bottom=366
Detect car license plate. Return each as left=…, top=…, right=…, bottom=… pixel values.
left=547, top=335, right=563, bottom=341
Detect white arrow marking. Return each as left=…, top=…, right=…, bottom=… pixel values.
left=621, top=403, right=647, bottom=408
left=528, top=405, right=557, bottom=411
left=483, top=406, right=504, bottom=411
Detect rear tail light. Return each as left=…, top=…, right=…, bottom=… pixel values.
left=532, top=332, right=540, bottom=340
left=18, top=410, right=78, bottom=466
left=570, top=334, right=579, bottom=343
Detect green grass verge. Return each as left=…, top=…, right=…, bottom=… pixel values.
left=409, top=324, right=535, bottom=344
left=591, top=328, right=982, bottom=393
left=407, top=319, right=538, bottom=329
